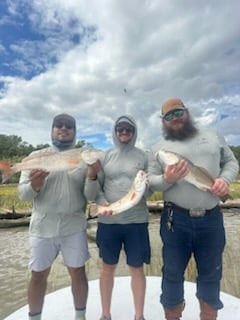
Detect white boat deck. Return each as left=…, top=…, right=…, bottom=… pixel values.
left=4, top=276, right=240, bottom=320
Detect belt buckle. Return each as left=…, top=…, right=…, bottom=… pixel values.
left=189, top=208, right=206, bottom=217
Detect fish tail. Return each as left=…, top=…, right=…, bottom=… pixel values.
left=220, top=193, right=233, bottom=202
left=0, top=161, right=15, bottom=183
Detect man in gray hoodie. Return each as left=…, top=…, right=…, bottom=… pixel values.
left=18, top=113, right=100, bottom=320
left=96, top=115, right=151, bottom=320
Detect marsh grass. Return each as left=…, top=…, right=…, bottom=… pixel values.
left=0, top=180, right=240, bottom=212
left=0, top=184, right=32, bottom=212
left=230, top=179, right=240, bottom=199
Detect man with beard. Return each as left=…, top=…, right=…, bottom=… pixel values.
left=148, top=98, right=239, bottom=320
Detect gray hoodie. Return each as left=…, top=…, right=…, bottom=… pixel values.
left=96, top=115, right=150, bottom=224
left=18, top=125, right=98, bottom=237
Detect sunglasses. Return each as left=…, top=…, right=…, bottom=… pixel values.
left=115, top=126, right=134, bottom=133
left=163, top=109, right=185, bottom=122
left=53, top=121, right=75, bottom=130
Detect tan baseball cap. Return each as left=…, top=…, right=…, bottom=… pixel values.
left=161, top=98, right=185, bottom=115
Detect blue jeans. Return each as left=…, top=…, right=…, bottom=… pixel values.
left=160, top=204, right=225, bottom=310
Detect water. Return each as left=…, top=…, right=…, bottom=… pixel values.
left=1, top=212, right=240, bottom=319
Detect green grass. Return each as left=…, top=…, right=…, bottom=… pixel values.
left=231, top=179, right=240, bottom=199
left=148, top=191, right=163, bottom=201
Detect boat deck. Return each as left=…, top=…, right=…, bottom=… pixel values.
left=4, top=276, right=240, bottom=319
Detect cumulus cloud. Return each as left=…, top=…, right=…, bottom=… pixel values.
left=0, top=0, right=239, bottom=148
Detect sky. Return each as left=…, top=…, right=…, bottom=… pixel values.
left=0, top=0, right=240, bottom=151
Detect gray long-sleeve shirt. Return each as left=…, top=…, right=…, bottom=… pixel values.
left=96, top=115, right=151, bottom=224
left=18, top=146, right=99, bottom=237
left=148, top=128, right=239, bottom=209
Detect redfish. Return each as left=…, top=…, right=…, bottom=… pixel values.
left=0, top=148, right=103, bottom=183
left=96, top=170, right=148, bottom=215
left=157, top=149, right=231, bottom=201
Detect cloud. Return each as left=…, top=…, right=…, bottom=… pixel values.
left=0, top=0, right=239, bottom=148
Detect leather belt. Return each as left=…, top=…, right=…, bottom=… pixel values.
left=164, top=202, right=218, bottom=217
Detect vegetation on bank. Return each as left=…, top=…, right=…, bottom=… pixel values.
left=0, top=184, right=32, bottom=212
left=0, top=181, right=240, bottom=212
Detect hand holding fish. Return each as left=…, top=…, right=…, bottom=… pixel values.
left=30, top=169, right=49, bottom=192
left=96, top=170, right=148, bottom=215
left=157, top=149, right=232, bottom=201
left=87, top=160, right=101, bottom=180
left=164, top=159, right=189, bottom=184
left=97, top=202, right=114, bottom=216
left=210, top=178, right=229, bottom=198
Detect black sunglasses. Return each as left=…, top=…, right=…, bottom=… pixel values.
left=53, top=121, right=75, bottom=130
left=115, top=126, right=134, bottom=133
left=163, top=109, right=185, bottom=122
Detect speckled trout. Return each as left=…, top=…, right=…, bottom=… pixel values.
left=157, top=149, right=231, bottom=200
left=97, top=170, right=148, bottom=215
left=0, top=148, right=104, bottom=183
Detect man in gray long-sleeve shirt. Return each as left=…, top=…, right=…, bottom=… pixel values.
left=18, top=114, right=100, bottom=320
left=148, top=98, right=239, bottom=320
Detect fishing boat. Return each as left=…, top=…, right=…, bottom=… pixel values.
left=3, top=276, right=240, bottom=319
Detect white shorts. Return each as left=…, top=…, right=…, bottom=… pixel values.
left=29, top=231, right=90, bottom=272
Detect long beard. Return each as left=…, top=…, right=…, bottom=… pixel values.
left=163, top=117, right=198, bottom=141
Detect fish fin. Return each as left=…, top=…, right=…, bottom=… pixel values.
left=0, top=161, right=15, bottom=183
